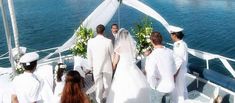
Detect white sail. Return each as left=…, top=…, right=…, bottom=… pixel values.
left=41, top=0, right=120, bottom=60
left=122, top=0, right=170, bottom=31
left=42, top=0, right=185, bottom=60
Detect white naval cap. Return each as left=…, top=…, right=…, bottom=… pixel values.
left=168, top=25, right=183, bottom=33
left=19, top=52, right=39, bottom=65
left=12, top=47, right=27, bottom=58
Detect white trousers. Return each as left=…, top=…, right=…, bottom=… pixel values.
left=172, top=69, right=188, bottom=103
left=94, top=72, right=112, bottom=103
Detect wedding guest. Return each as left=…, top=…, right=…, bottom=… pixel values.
left=53, top=63, right=67, bottom=103
left=111, top=23, right=119, bottom=39
left=169, top=25, right=188, bottom=103
left=110, top=23, right=119, bottom=77
left=61, top=70, right=90, bottom=103
left=145, top=32, right=176, bottom=103
left=11, top=52, right=41, bottom=103
left=55, top=63, right=66, bottom=83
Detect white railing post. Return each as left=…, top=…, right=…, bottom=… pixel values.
left=59, top=52, right=63, bottom=63
left=206, top=59, right=209, bottom=69
left=8, top=0, right=21, bottom=58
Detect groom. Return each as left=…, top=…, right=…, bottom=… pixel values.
left=87, top=24, right=113, bottom=103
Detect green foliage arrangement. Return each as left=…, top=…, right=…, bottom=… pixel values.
left=15, top=64, right=24, bottom=74
left=10, top=64, right=24, bottom=80
left=71, top=26, right=94, bottom=58
left=131, top=17, right=153, bottom=55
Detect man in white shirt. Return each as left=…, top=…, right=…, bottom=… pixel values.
left=11, top=52, right=41, bottom=103
left=87, top=24, right=113, bottom=103
left=169, top=25, right=188, bottom=102
left=145, top=32, right=176, bottom=103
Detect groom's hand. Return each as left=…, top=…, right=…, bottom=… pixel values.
left=144, top=50, right=151, bottom=56
left=143, top=70, right=146, bottom=76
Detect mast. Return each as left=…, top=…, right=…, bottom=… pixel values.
left=7, top=0, right=21, bottom=60
left=0, top=0, right=16, bottom=70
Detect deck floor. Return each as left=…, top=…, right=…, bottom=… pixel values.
left=82, top=74, right=212, bottom=103
left=83, top=74, right=97, bottom=103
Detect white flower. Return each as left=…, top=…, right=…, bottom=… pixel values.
left=142, top=48, right=147, bottom=52
left=147, top=38, right=151, bottom=43
left=78, top=39, right=82, bottom=43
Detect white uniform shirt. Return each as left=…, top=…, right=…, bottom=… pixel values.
left=173, top=40, right=188, bottom=70
left=145, top=47, right=176, bottom=93
left=12, top=72, right=41, bottom=103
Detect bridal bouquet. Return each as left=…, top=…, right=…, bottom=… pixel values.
left=71, top=26, right=94, bottom=58
left=132, top=17, right=153, bottom=56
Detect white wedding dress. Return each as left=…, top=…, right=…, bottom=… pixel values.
left=106, top=28, right=151, bottom=103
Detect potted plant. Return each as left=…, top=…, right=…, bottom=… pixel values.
left=131, top=17, right=153, bottom=70
left=71, top=26, right=94, bottom=58
left=70, top=26, right=94, bottom=74
left=132, top=17, right=153, bottom=57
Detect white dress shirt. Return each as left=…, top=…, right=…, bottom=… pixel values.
left=145, top=47, right=176, bottom=93
left=112, top=33, right=118, bottom=40
left=12, top=72, right=41, bottom=103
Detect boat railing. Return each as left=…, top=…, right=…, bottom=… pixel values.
left=0, top=47, right=58, bottom=61
left=166, top=43, right=235, bottom=78
left=1, top=44, right=235, bottom=78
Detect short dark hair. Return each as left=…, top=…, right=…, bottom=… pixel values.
left=150, top=31, right=163, bottom=45
left=56, top=63, right=66, bottom=82
left=22, top=60, right=37, bottom=71
left=111, top=24, right=118, bottom=28
left=96, top=24, right=105, bottom=34
left=171, top=31, right=184, bottom=40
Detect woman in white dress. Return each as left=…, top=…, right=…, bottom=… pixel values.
left=106, top=28, right=151, bottom=103
left=53, top=63, right=66, bottom=103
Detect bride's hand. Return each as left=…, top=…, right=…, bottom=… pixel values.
left=144, top=50, right=152, bottom=57
left=112, top=52, right=120, bottom=70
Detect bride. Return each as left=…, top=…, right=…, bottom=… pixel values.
left=106, top=28, right=151, bottom=103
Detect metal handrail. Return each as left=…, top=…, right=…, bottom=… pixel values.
left=166, top=42, right=235, bottom=78
left=1, top=43, right=235, bottom=77
left=0, top=52, right=8, bottom=58
left=0, top=47, right=59, bottom=60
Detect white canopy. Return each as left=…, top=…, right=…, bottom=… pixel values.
left=42, top=0, right=177, bottom=61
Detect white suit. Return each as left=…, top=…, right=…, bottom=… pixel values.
left=87, top=35, right=113, bottom=103
left=172, top=40, right=188, bottom=102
